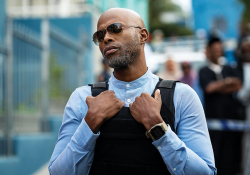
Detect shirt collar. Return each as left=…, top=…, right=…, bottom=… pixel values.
left=109, top=70, right=152, bottom=89
left=208, top=61, right=223, bottom=74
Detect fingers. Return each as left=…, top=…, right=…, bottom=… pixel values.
left=99, top=90, right=115, bottom=96
left=86, top=95, right=94, bottom=103
left=120, top=101, right=125, bottom=108
left=154, top=89, right=161, bottom=102
left=129, top=102, right=133, bottom=108
left=121, top=101, right=125, bottom=106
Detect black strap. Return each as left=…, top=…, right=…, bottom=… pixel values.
left=92, top=82, right=107, bottom=88
left=88, top=81, right=109, bottom=97
left=151, top=78, right=179, bottom=96
left=158, top=79, right=179, bottom=89
left=154, top=79, right=179, bottom=132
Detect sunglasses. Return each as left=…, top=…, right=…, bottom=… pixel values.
left=93, top=23, right=141, bottom=46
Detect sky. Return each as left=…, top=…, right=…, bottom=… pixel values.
left=171, top=0, right=192, bottom=14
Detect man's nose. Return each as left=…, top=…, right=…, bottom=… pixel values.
left=103, top=32, right=115, bottom=44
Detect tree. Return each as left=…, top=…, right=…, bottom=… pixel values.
left=149, top=0, right=193, bottom=37
left=239, top=0, right=250, bottom=24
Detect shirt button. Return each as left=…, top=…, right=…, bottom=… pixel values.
left=127, top=99, right=131, bottom=103
left=173, top=168, right=176, bottom=171
left=157, top=146, right=161, bottom=150
left=126, top=84, right=130, bottom=88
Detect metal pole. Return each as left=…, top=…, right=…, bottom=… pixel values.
left=77, top=31, right=85, bottom=87
left=5, top=17, right=13, bottom=156
left=41, top=18, right=50, bottom=132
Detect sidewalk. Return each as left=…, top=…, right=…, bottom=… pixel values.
left=32, top=162, right=49, bottom=175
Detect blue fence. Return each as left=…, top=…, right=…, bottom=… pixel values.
left=0, top=17, right=90, bottom=156
left=12, top=23, right=42, bottom=113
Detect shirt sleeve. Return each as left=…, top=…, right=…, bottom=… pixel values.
left=153, top=84, right=217, bottom=175
left=48, top=87, right=99, bottom=175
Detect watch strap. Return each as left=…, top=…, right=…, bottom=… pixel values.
left=145, top=121, right=168, bottom=140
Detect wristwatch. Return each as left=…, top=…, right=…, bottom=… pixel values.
left=145, top=121, right=168, bottom=141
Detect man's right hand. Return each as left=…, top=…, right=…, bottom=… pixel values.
left=85, top=90, right=125, bottom=133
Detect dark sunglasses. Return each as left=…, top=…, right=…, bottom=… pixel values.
left=93, top=23, right=141, bottom=46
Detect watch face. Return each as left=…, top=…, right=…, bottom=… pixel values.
left=151, top=126, right=165, bottom=140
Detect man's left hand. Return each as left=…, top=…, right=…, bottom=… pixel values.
left=129, top=89, right=163, bottom=130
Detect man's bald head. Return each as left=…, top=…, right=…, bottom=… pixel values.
left=97, top=8, right=145, bottom=29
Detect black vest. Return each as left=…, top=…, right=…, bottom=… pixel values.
left=88, top=79, right=178, bottom=175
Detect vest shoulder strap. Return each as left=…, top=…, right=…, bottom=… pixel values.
left=153, top=79, right=179, bottom=132
left=88, top=81, right=109, bottom=97
left=158, top=79, right=178, bottom=89
left=155, top=79, right=179, bottom=112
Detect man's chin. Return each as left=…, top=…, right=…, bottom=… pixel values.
left=105, top=58, right=129, bottom=69
left=112, top=65, right=129, bottom=69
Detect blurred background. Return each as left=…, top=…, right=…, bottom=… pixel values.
left=0, top=0, right=250, bottom=174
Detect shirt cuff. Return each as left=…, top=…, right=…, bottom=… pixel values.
left=72, top=118, right=100, bottom=151
left=152, top=125, right=184, bottom=174
left=152, top=125, right=182, bottom=151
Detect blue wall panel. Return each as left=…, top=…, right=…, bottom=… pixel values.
left=192, top=0, right=244, bottom=39
left=0, top=117, right=62, bottom=175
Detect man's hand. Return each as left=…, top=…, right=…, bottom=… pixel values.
left=85, top=90, right=125, bottom=133
left=129, top=89, right=163, bottom=130
left=222, top=77, right=242, bottom=94
left=205, top=77, right=242, bottom=94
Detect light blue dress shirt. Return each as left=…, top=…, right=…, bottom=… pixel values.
left=49, top=70, right=217, bottom=175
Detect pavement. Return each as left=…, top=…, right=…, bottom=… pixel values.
left=32, top=162, right=49, bottom=175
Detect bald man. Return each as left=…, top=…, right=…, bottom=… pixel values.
left=49, top=8, right=216, bottom=175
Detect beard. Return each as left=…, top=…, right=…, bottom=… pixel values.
left=103, top=34, right=141, bottom=69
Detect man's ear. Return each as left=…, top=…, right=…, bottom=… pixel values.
left=140, top=28, right=149, bottom=44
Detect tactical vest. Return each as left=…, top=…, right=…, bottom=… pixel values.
left=88, top=79, right=178, bottom=175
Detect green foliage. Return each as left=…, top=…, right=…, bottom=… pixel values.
left=239, top=0, right=250, bottom=24
left=16, top=103, right=37, bottom=114
left=149, top=0, right=193, bottom=37
left=49, top=53, right=72, bottom=104
left=149, top=0, right=182, bottom=27
left=150, top=24, right=193, bottom=37
left=49, top=53, right=66, bottom=99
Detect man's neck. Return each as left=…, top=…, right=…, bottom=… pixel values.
left=113, top=58, right=148, bottom=82
left=209, top=57, right=219, bottom=65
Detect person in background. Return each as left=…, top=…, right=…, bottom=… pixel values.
left=235, top=37, right=250, bottom=82
left=199, top=37, right=243, bottom=175
left=157, top=58, right=182, bottom=80
left=179, top=62, right=197, bottom=88
left=236, top=38, right=250, bottom=175
left=150, top=29, right=165, bottom=52
left=151, top=29, right=164, bottom=44
left=97, top=59, right=111, bottom=82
